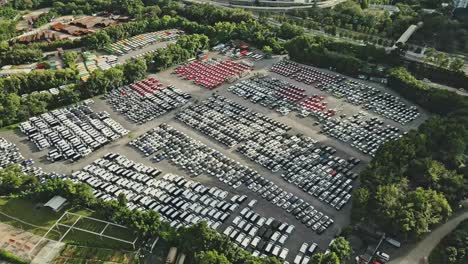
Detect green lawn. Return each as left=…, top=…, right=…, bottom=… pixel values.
left=0, top=197, right=137, bottom=250
left=0, top=197, right=91, bottom=239
left=54, top=244, right=136, bottom=264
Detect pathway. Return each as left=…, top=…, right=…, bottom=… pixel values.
left=389, top=209, right=468, bottom=264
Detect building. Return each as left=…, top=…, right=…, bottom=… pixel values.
left=17, top=30, right=66, bottom=44
left=51, top=23, right=90, bottom=36
left=70, top=16, right=117, bottom=29
left=44, top=195, right=67, bottom=212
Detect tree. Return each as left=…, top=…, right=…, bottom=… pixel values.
left=0, top=165, right=38, bottom=195
left=262, top=45, right=273, bottom=58
left=360, top=0, right=369, bottom=9
left=278, top=22, right=304, bottom=40
left=351, top=187, right=369, bottom=221
left=61, top=51, right=78, bottom=68
left=195, top=251, right=231, bottom=264
left=85, top=70, right=111, bottom=97
left=424, top=48, right=436, bottom=63
left=0, top=47, right=43, bottom=65
left=449, top=58, right=465, bottom=72
left=435, top=53, right=450, bottom=69
left=123, top=58, right=147, bottom=83
left=329, top=237, right=352, bottom=261
left=83, top=31, right=111, bottom=49
left=309, top=252, right=340, bottom=264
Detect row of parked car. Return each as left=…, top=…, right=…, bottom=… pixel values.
left=174, top=59, right=251, bottom=90
left=239, top=132, right=358, bottom=211
left=271, top=60, right=420, bottom=125
left=0, top=137, right=25, bottom=169
left=70, top=153, right=245, bottom=229
left=223, top=206, right=293, bottom=260
left=130, top=124, right=334, bottom=235
left=175, top=94, right=357, bottom=211
left=19, top=103, right=128, bottom=162
left=228, top=77, right=335, bottom=120
left=0, top=138, right=53, bottom=182
left=176, top=95, right=290, bottom=147
left=106, top=77, right=191, bottom=124
left=214, top=44, right=265, bottom=61
left=271, top=60, right=342, bottom=87
left=105, top=29, right=183, bottom=55
left=322, top=113, right=403, bottom=157
left=294, top=242, right=319, bottom=264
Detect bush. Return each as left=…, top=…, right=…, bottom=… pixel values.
left=0, top=249, right=28, bottom=264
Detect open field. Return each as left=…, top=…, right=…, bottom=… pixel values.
left=0, top=198, right=135, bottom=250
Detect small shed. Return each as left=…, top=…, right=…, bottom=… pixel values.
left=44, top=195, right=67, bottom=212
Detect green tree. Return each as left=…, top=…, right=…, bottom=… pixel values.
left=262, top=45, right=273, bottom=58
left=329, top=237, right=352, bottom=261
left=61, top=51, right=78, bottom=68
left=123, top=58, right=147, bottom=83
left=309, top=252, right=340, bottom=264
left=360, top=0, right=369, bottom=9
left=449, top=58, right=465, bottom=72
left=436, top=53, right=450, bottom=69
left=0, top=165, right=38, bottom=195
left=352, top=187, right=369, bottom=221
left=195, top=251, right=231, bottom=264
left=278, top=22, right=304, bottom=40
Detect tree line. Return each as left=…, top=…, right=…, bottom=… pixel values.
left=352, top=68, right=468, bottom=239
left=285, top=34, right=395, bottom=76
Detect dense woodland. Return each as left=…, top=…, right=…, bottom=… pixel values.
left=352, top=68, right=468, bottom=238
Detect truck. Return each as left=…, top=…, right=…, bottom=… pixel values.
left=166, top=247, right=178, bottom=264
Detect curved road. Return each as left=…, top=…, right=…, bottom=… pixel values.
left=389, top=209, right=468, bottom=264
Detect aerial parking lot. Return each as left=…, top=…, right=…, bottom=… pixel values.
left=0, top=51, right=430, bottom=263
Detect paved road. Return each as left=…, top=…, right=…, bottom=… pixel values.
left=389, top=209, right=468, bottom=264
left=183, top=0, right=346, bottom=10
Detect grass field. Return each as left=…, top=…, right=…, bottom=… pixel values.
left=54, top=244, right=136, bottom=264
left=0, top=197, right=91, bottom=239
left=0, top=197, right=137, bottom=250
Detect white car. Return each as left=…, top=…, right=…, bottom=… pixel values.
left=278, top=234, right=288, bottom=245
left=299, top=243, right=308, bottom=253
left=272, top=245, right=281, bottom=256
left=248, top=199, right=257, bottom=207
left=223, top=226, right=233, bottom=236
left=294, top=254, right=303, bottom=264
left=285, top=224, right=295, bottom=234
left=279, top=248, right=289, bottom=260
left=308, top=243, right=318, bottom=255
left=301, top=256, right=310, bottom=264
